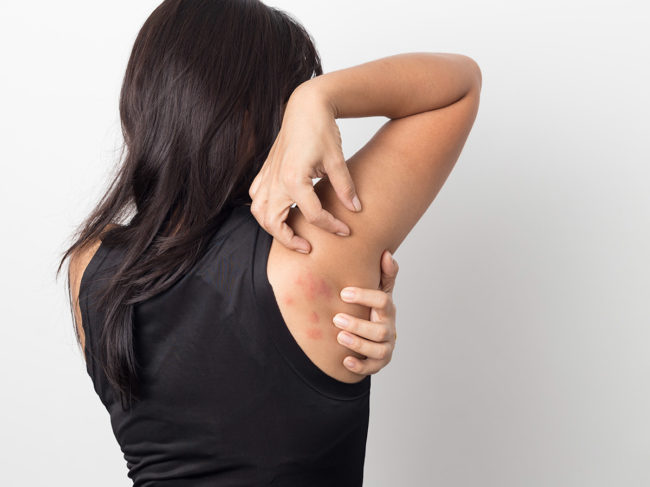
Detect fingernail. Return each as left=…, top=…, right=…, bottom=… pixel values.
left=296, top=248, right=309, bottom=254
left=338, top=332, right=353, bottom=345
left=352, top=195, right=362, bottom=212
left=344, top=357, right=355, bottom=369
left=336, top=229, right=350, bottom=237
left=340, top=288, right=355, bottom=300
left=333, top=314, right=349, bottom=328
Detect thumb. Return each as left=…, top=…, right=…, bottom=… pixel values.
left=379, top=250, right=399, bottom=293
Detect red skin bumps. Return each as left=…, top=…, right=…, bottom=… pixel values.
left=306, top=327, right=323, bottom=340
left=307, top=311, right=322, bottom=339
left=295, top=270, right=334, bottom=301
left=282, top=269, right=334, bottom=341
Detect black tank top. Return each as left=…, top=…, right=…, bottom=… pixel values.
left=79, top=204, right=371, bottom=486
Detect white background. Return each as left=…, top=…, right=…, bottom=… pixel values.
left=1, top=1, right=648, bottom=485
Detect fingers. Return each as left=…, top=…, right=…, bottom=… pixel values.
left=249, top=136, right=355, bottom=252
left=323, top=155, right=362, bottom=213
left=276, top=221, right=311, bottom=254
left=334, top=322, right=393, bottom=362
left=342, top=356, right=388, bottom=375
left=335, top=265, right=399, bottom=374
left=333, top=312, right=393, bottom=343
left=336, top=309, right=396, bottom=375
left=379, top=250, right=399, bottom=294
left=340, top=286, right=394, bottom=316
left=294, top=182, right=351, bottom=236
left=250, top=194, right=311, bottom=254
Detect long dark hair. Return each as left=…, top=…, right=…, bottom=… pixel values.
left=56, top=0, right=322, bottom=407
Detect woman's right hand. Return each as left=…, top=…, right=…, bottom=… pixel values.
left=248, top=83, right=362, bottom=254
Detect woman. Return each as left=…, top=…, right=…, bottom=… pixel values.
left=59, top=0, right=481, bottom=485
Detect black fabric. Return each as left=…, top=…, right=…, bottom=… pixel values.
left=79, top=204, right=371, bottom=486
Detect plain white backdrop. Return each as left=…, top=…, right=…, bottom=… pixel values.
left=1, top=1, right=648, bottom=485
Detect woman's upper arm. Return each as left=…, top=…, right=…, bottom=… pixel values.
left=264, top=89, right=480, bottom=383
left=287, top=86, right=481, bottom=295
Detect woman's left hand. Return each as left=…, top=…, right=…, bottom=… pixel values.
left=333, top=250, right=399, bottom=374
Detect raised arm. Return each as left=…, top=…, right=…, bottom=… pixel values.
left=306, top=52, right=481, bottom=120
left=263, top=52, right=482, bottom=381
left=250, top=53, right=480, bottom=254
left=298, top=52, right=482, bottom=254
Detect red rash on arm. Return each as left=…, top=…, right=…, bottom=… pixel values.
left=306, top=311, right=323, bottom=340
left=295, top=270, right=334, bottom=301
left=286, top=270, right=335, bottom=341
left=306, top=327, right=323, bottom=340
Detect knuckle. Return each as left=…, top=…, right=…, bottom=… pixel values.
left=250, top=200, right=263, bottom=217
left=377, top=327, right=390, bottom=342
left=376, top=347, right=388, bottom=361
left=324, top=154, right=345, bottom=169
left=384, top=346, right=394, bottom=361
left=378, top=293, right=390, bottom=309
left=283, top=170, right=303, bottom=187
left=340, top=183, right=355, bottom=197
left=330, top=153, right=346, bottom=164
left=262, top=214, right=275, bottom=229
left=304, top=211, right=320, bottom=225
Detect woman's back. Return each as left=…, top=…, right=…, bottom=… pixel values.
left=80, top=204, right=371, bottom=486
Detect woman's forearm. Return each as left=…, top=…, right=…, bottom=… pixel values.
left=296, top=52, right=482, bottom=120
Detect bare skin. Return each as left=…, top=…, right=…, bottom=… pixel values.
left=68, top=227, right=400, bottom=376
left=250, top=52, right=481, bottom=382
left=268, top=243, right=399, bottom=380
left=72, top=53, right=480, bottom=385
